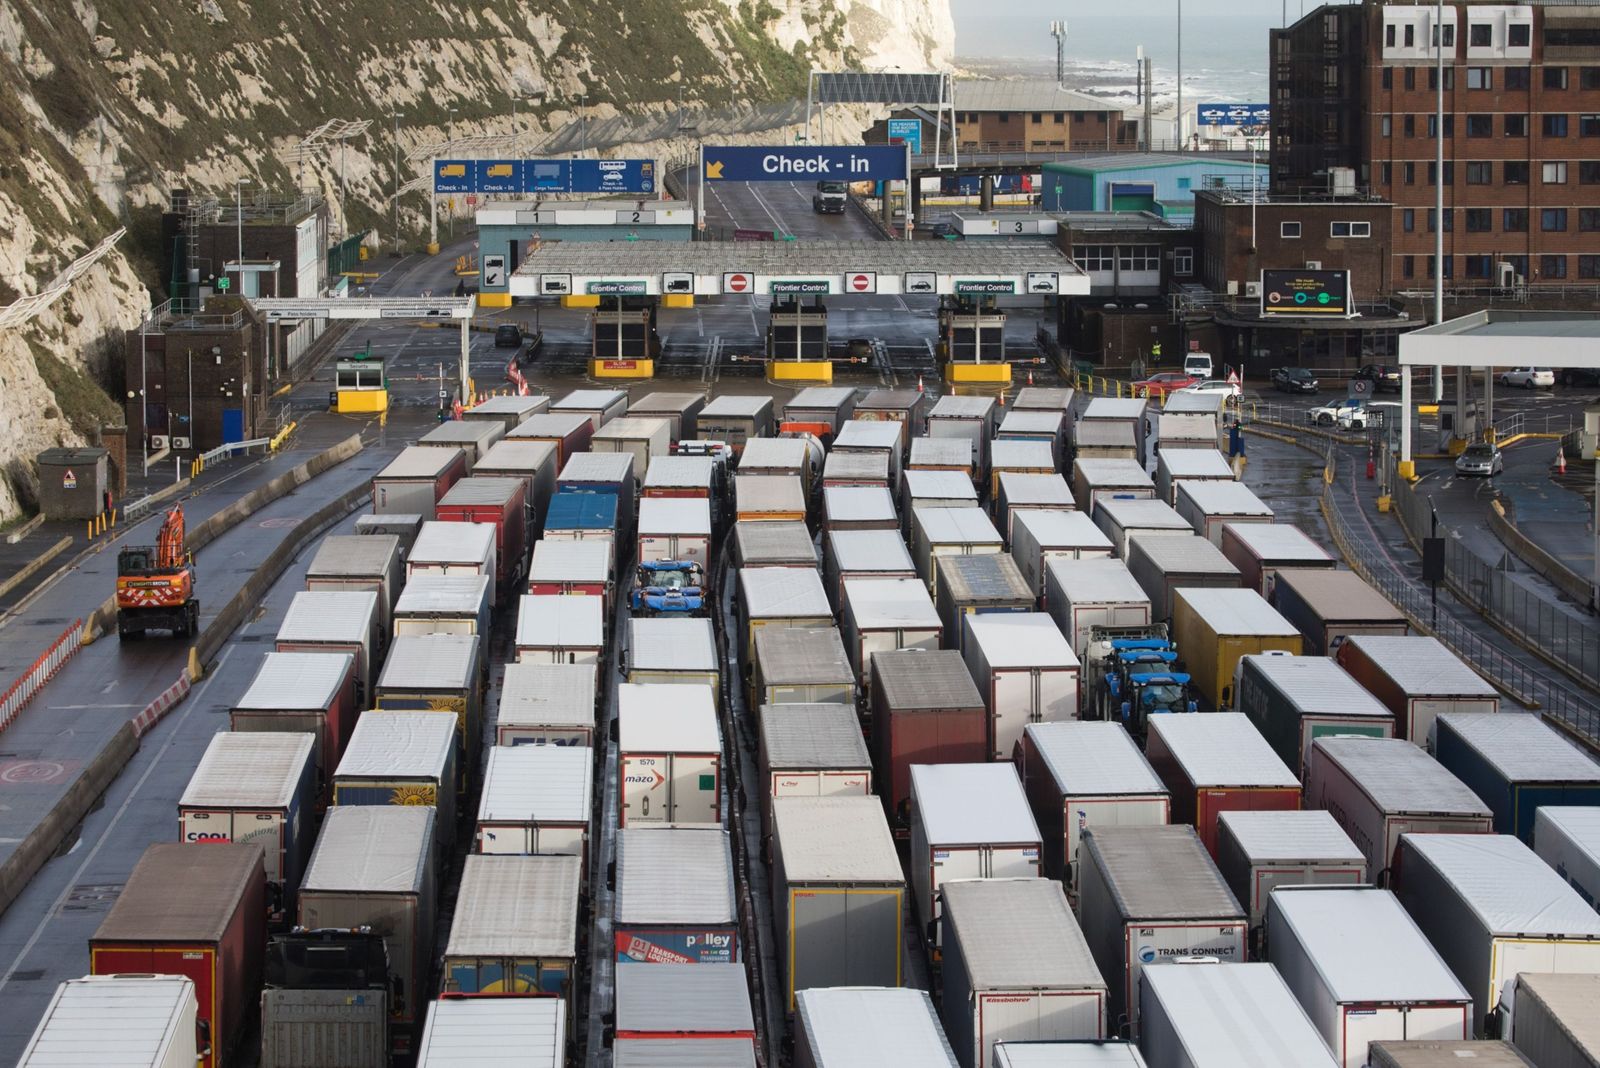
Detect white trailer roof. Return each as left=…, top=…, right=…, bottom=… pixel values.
left=833, top=420, right=903, bottom=450
left=181, top=733, right=314, bottom=808
left=302, top=805, right=434, bottom=894
left=797, top=988, right=957, bottom=1068
left=419, top=419, right=503, bottom=451
left=990, top=439, right=1057, bottom=470
left=1175, top=587, right=1297, bottom=637
left=844, top=577, right=940, bottom=630
left=997, top=472, right=1074, bottom=507
left=902, top=468, right=979, bottom=502
left=632, top=390, right=705, bottom=416
left=760, top=704, right=871, bottom=770
left=911, top=763, right=1041, bottom=846
left=236, top=650, right=355, bottom=710
left=700, top=394, right=773, bottom=417
left=1221, top=521, right=1334, bottom=563
left=508, top=412, right=592, bottom=440
left=618, top=683, right=721, bottom=752
left=754, top=626, right=856, bottom=687
left=377, top=634, right=479, bottom=691
left=594, top=415, right=671, bottom=443
left=438, top=476, right=523, bottom=509
left=277, top=591, right=378, bottom=645
left=1139, top=963, right=1338, bottom=1067
left=616, top=828, right=735, bottom=925
left=909, top=437, right=974, bottom=467
left=1176, top=478, right=1273, bottom=517
left=497, top=662, right=597, bottom=730
left=529, top=538, right=612, bottom=584
left=410, top=520, right=495, bottom=565
left=1025, top=721, right=1167, bottom=797
left=613, top=1039, right=756, bottom=1067
left=1241, top=655, right=1393, bottom=719
left=335, top=710, right=456, bottom=780
left=993, top=1043, right=1149, bottom=1067
left=788, top=386, right=857, bottom=411
left=1130, top=534, right=1240, bottom=577
left=966, top=613, right=1081, bottom=669
left=629, top=617, right=718, bottom=672
left=515, top=594, right=605, bottom=649
left=1073, top=458, right=1153, bottom=488
left=559, top=451, right=634, bottom=483
left=18, top=976, right=198, bottom=1068
left=1162, top=390, right=1226, bottom=415
left=376, top=445, right=465, bottom=480
left=467, top=394, right=549, bottom=419
left=307, top=534, right=399, bottom=578
left=552, top=387, right=627, bottom=411
left=824, top=450, right=891, bottom=482
left=943, top=878, right=1104, bottom=992
left=1437, top=712, right=1600, bottom=783
left=930, top=394, right=996, bottom=419
left=643, top=455, right=716, bottom=490
left=615, top=965, right=753, bottom=1035
left=1400, top=833, right=1600, bottom=938
left=913, top=505, right=1002, bottom=546
left=479, top=744, right=594, bottom=823
left=394, top=574, right=490, bottom=617
left=824, top=485, right=897, bottom=525
left=639, top=496, right=712, bottom=537
left=740, top=436, right=811, bottom=471
left=1537, top=807, right=1600, bottom=864
left=773, top=796, right=903, bottom=884
left=1093, top=497, right=1189, bottom=531
left=445, top=854, right=581, bottom=959
left=829, top=529, right=917, bottom=573
left=1149, top=713, right=1299, bottom=788
left=1073, top=421, right=1138, bottom=449
left=1012, top=386, right=1075, bottom=411
left=1313, top=738, right=1492, bottom=816
left=735, top=473, right=807, bottom=513
left=415, top=995, right=564, bottom=1068
left=1080, top=397, right=1146, bottom=420
left=1014, top=509, right=1112, bottom=552
left=1340, top=636, right=1495, bottom=697
left=739, top=566, right=832, bottom=619
left=998, top=409, right=1066, bottom=435
left=734, top=520, right=818, bottom=566
left=1159, top=449, right=1234, bottom=479
left=1216, top=810, right=1363, bottom=865
left=1047, top=557, right=1148, bottom=605
left=1268, top=887, right=1470, bottom=1004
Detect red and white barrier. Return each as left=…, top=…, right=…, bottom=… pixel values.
left=131, top=673, right=193, bottom=738
left=0, top=618, right=84, bottom=734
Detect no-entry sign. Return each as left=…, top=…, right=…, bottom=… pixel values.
left=848, top=272, right=877, bottom=293
left=723, top=272, right=752, bottom=293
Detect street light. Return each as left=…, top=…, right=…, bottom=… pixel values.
left=391, top=113, right=402, bottom=253
left=1432, top=0, right=1446, bottom=404
left=235, top=178, right=251, bottom=278
left=578, top=91, right=589, bottom=156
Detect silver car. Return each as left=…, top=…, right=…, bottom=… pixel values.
left=1455, top=443, right=1504, bottom=476
left=1498, top=367, right=1555, bottom=389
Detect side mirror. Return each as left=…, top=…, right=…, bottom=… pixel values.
left=195, top=1019, right=212, bottom=1059
left=391, top=975, right=405, bottom=1012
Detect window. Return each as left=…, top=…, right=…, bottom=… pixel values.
left=1385, top=24, right=1396, bottom=47
left=1381, top=116, right=1393, bottom=137
left=1053, top=112, right=1065, bottom=123
left=1503, top=208, right=1529, bottom=231
left=1382, top=67, right=1393, bottom=89
left=1543, top=161, right=1569, bottom=184
left=1505, top=67, right=1531, bottom=90
left=1582, top=115, right=1600, bottom=137
left=1466, top=114, right=1492, bottom=136
left=1465, top=254, right=1493, bottom=278
left=1404, top=24, right=1415, bottom=48
left=1581, top=208, right=1600, bottom=231
left=1404, top=67, right=1416, bottom=90
left=1582, top=161, right=1600, bottom=184
left=1427, top=209, right=1453, bottom=232
left=1466, top=67, right=1491, bottom=90
left=1402, top=255, right=1415, bottom=279
left=1403, top=161, right=1416, bottom=184
left=1584, top=67, right=1600, bottom=90
left=1174, top=247, right=1194, bottom=275
left=1541, top=255, right=1568, bottom=279
left=1427, top=161, right=1454, bottom=184
left=1546, top=27, right=1600, bottom=47
left=1177, top=177, right=1192, bottom=190
left=1505, top=160, right=1530, bottom=184
left=1404, top=114, right=1416, bottom=137
left=1465, top=161, right=1492, bottom=184
left=1427, top=256, right=1454, bottom=279
left=1077, top=245, right=1115, bottom=271
left=1509, top=23, right=1530, bottom=48
left=1546, top=66, right=1569, bottom=90
left=998, top=113, right=1010, bottom=123
left=1380, top=162, right=1393, bottom=185
left=1428, top=67, right=1455, bottom=91
left=1281, top=221, right=1302, bottom=238
left=1432, top=24, right=1455, bottom=47
left=1581, top=255, right=1600, bottom=279
left=1118, top=246, right=1161, bottom=271
left=1465, top=208, right=1493, bottom=231
left=1331, top=221, right=1372, bottom=238
left=1504, top=114, right=1528, bottom=136
left=1469, top=24, right=1492, bottom=47
left=1402, top=208, right=1416, bottom=232
left=1427, top=114, right=1454, bottom=137
left=1544, top=114, right=1569, bottom=137
left=1032, top=113, right=1043, bottom=123
left=1542, top=207, right=1568, bottom=231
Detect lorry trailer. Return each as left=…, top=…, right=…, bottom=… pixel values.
left=1045, top=557, right=1152, bottom=657
left=1092, top=497, right=1192, bottom=559
left=757, top=703, right=873, bottom=842
left=371, top=445, right=467, bottom=519
left=332, top=710, right=459, bottom=852
left=435, top=476, right=529, bottom=593
left=962, top=612, right=1081, bottom=761
left=869, top=649, right=989, bottom=825
left=373, top=632, right=483, bottom=778
left=1214, top=809, right=1366, bottom=928
left=615, top=827, right=739, bottom=964
left=826, top=529, right=919, bottom=611
left=629, top=390, right=706, bottom=442
left=441, top=852, right=580, bottom=998
left=17, top=975, right=207, bottom=1068
left=1219, top=521, right=1336, bottom=597
left=1171, top=586, right=1301, bottom=712
left=734, top=520, right=818, bottom=569
left=414, top=996, right=565, bottom=1068
left=795, top=987, right=958, bottom=1068
left=506, top=411, right=595, bottom=467
left=1071, top=458, right=1155, bottom=513
left=617, top=682, right=722, bottom=828
left=841, top=577, right=943, bottom=690
left=1334, top=635, right=1498, bottom=746
left=229, top=649, right=359, bottom=803
left=1234, top=653, right=1396, bottom=776
left=515, top=593, right=606, bottom=665
left=1271, top=567, right=1409, bottom=657
left=1137, top=960, right=1337, bottom=1068
left=1144, top=712, right=1302, bottom=855
left=752, top=625, right=857, bottom=707
left=1533, top=806, right=1600, bottom=909
left=305, top=534, right=404, bottom=636
left=495, top=661, right=597, bottom=747
left=475, top=743, right=594, bottom=858
left=1009, top=510, right=1114, bottom=602
left=274, top=589, right=379, bottom=702
left=1125, top=534, right=1242, bottom=624
left=1173, top=478, right=1273, bottom=546
left=407, top=520, right=499, bottom=606
left=1431, top=711, right=1600, bottom=842
left=935, top=552, right=1035, bottom=656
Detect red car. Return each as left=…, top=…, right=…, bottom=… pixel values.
left=1131, top=372, right=1200, bottom=398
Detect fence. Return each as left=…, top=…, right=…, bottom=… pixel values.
left=0, top=619, right=84, bottom=733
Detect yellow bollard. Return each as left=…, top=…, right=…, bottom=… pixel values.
left=187, top=646, right=203, bottom=682
left=86, top=520, right=92, bottom=539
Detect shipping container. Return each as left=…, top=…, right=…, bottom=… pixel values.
left=1076, top=825, right=1247, bottom=1034
left=736, top=566, right=833, bottom=663
left=1077, top=398, right=1147, bottom=466
left=936, top=553, right=1035, bottom=655
left=841, top=577, right=943, bottom=689
left=515, top=593, right=605, bottom=665
left=823, top=449, right=892, bottom=489
left=870, top=649, right=990, bottom=823
left=1432, top=712, right=1600, bottom=843
left=734, top=519, right=818, bottom=569
left=1071, top=459, right=1155, bottom=514
left=989, top=440, right=1058, bottom=501
left=298, top=806, right=436, bottom=1051
left=17, top=975, right=203, bottom=1068
left=795, top=987, right=957, bottom=1068
left=637, top=496, right=712, bottom=568
left=833, top=419, right=906, bottom=480
left=1011, top=511, right=1114, bottom=602
left=391, top=573, right=492, bottom=668
left=1144, top=713, right=1301, bottom=855
left=758, top=703, right=873, bottom=841
left=1092, top=498, right=1192, bottom=559
left=1072, top=420, right=1140, bottom=462
left=407, top=520, right=498, bottom=606
left=441, top=853, right=579, bottom=997
left=930, top=394, right=1000, bottom=471
left=625, top=616, right=719, bottom=700
left=785, top=386, right=859, bottom=438
left=1018, top=721, right=1169, bottom=890
left=543, top=491, right=620, bottom=546
left=904, top=468, right=982, bottom=517
left=372, top=445, right=467, bottom=519
left=475, top=743, right=592, bottom=860
left=332, top=710, right=458, bottom=852
left=1507, top=971, right=1600, bottom=1068
left=462, top=393, right=550, bottom=432
left=305, top=534, right=404, bottom=635
left=230, top=649, right=360, bottom=798
left=697, top=394, right=775, bottom=454
left=90, top=843, right=266, bottom=1068
left=854, top=388, right=926, bottom=451
left=912, top=506, right=1004, bottom=594
left=942, top=878, right=1108, bottom=1068
left=735, top=473, right=808, bottom=523
left=771, top=797, right=906, bottom=1010
left=506, top=411, right=595, bottom=467
left=1534, top=806, right=1600, bottom=908
left=995, top=473, right=1075, bottom=543
left=618, top=683, right=721, bottom=827
left=495, top=661, right=597, bottom=747
left=909, top=436, right=977, bottom=483
left=1219, top=522, right=1335, bottom=597
left=1369, top=1042, right=1535, bottom=1068
left=910, top=763, right=1043, bottom=946
left=1126, top=535, right=1242, bottom=623
left=824, top=484, right=899, bottom=533
left=551, top=386, right=629, bottom=430
left=615, top=828, right=739, bottom=964
left=1395, top=832, right=1600, bottom=1034
left=1137, top=961, right=1336, bottom=1067
left=418, top=419, right=504, bottom=469
left=1170, top=587, right=1298, bottom=710
left=528, top=538, right=615, bottom=615
left=179, top=733, right=317, bottom=923
left=826, top=529, right=919, bottom=611
left=1272, top=568, right=1409, bottom=657
left=436, top=476, right=529, bottom=592
left=997, top=409, right=1068, bottom=465
left=355, top=512, right=422, bottom=560
left=1235, top=654, right=1395, bottom=776
left=1266, top=886, right=1472, bottom=1068
left=593, top=416, right=673, bottom=489
left=1214, top=810, right=1365, bottom=928
left=1045, top=558, right=1152, bottom=658
left=1173, top=479, right=1272, bottom=546
left=1154, top=450, right=1233, bottom=507
left=1335, top=636, right=1498, bottom=746
left=630, top=390, right=707, bottom=442
left=373, top=633, right=483, bottom=778
left=754, top=625, right=856, bottom=706
left=614, top=964, right=756, bottom=1051
left=963, top=613, right=1081, bottom=761
left=414, top=996, right=564, bottom=1067
left=992, top=1041, right=1148, bottom=1067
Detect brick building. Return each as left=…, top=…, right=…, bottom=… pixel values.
left=951, top=82, right=1140, bottom=152
left=1271, top=1, right=1600, bottom=287
left=123, top=298, right=267, bottom=454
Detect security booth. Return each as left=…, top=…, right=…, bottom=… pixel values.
left=592, top=296, right=662, bottom=379
left=37, top=447, right=109, bottom=519
left=939, top=294, right=1010, bottom=385
left=768, top=298, right=829, bottom=362
left=332, top=350, right=388, bottom=414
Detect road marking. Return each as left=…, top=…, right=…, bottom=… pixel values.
left=707, top=183, right=741, bottom=230
left=48, top=704, right=138, bottom=710
left=748, top=183, right=791, bottom=237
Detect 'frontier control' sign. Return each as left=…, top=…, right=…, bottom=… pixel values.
left=702, top=145, right=909, bottom=183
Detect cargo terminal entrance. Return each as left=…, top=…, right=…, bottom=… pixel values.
left=590, top=297, right=662, bottom=379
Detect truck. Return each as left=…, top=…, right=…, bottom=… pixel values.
left=1335, top=635, right=1498, bottom=747
left=1159, top=388, right=1227, bottom=449
left=832, top=419, right=906, bottom=480
left=229, top=650, right=359, bottom=806
left=90, top=843, right=266, bottom=1068
left=841, top=577, right=943, bottom=689
left=994, top=473, right=1076, bottom=546
left=1170, top=586, right=1298, bottom=710
left=940, top=879, right=1108, bottom=1068
left=697, top=394, right=775, bottom=455
left=1138, top=961, right=1337, bottom=1067
left=615, top=827, right=739, bottom=964
left=824, top=484, right=899, bottom=533
left=475, top=744, right=594, bottom=858
left=116, top=505, right=198, bottom=639
left=506, top=412, right=595, bottom=467
left=869, top=649, right=989, bottom=826
left=996, top=408, right=1067, bottom=465
left=1125, top=533, right=1242, bottom=624
left=929, top=395, right=999, bottom=473
left=18, top=975, right=209, bottom=1068
left=550, top=386, right=629, bottom=431
left=911, top=506, right=1004, bottom=595
left=935, top=552, right=1034, bottom=656
left=305, top=534, right=404, bottom=635
left=826, top=530, right=918, bottom=611
left=1271, top=567, right=1409, bottom=657
left=1092, top=497, right=1191, bottom=559
left=354, top=513, right=421, bottom=560
left=436, top=476, right=529, bottom=593
left=260, top=929, right=391, bottom=1068
left=373, top=633, right=484, bottom=780
left=736, top=566, right=833, bottom=664
left=1045, top=557, right=1152, bottom=658
left=529, top=539, right=615, bottom=616
left=415, top=997, right=565, bottom=1068
left=1220, top=521, right=1336, bottom=597
left=416, top=419, right=504, bottom=469
left=853, top=388, right=927, bottom=453
left=495, top=662, right=597, bottom=747
left=753, top=626, right=857, bottom=707
left=1431, top=711, right=1600, bottom=842
left=1080, top=623, right=1198, bottom=734
left=757, top=703, right=872, bottom=842
left=1154, top=448, right=1234, bottom=504
left=1234, top=653, right=1395, bottom=777
left=743, top=436, right=819, bottom=489
left=1214, top=810, right=1366, bottom=929
left=515, top=593, right=605, bottom=665
left=962, top=613, right=1080, bottom=762
left=637, top=497, right=712, bottom=570
left=558, top=450, right=636, bottom=535
left=1534, top=806, right=1600, bottom=909
left=1144, top=713, right=1302, bottom=856
left=592, top=415, right=673, bottom=489
left=623, top=616, right=720, bottom=699
left=371, top=445, right=467, bottom=519
left=1173, top=478, right=1273, bottom=546
left=406, top=520, right=498, bottom=606
left=813, top=179, right=848, bottom=213
left=987, top=440, right=1056, bottom=502
left=1070, top=458, right=1155, bottom=514
left=1077, top=396, right=1148, bottom=466
left=902, top=469, right=980, bottom=517
left=332, top=710, right=459, bottom=854
left=784, top=386, right=858, bottom=440
left=908, top=436, right=976, bottom=484
left=441, top=853, right=580, bottom=998
left=631, top=559, right=707, bottom=616
left=618, top=682, right=722, bottom=827
left=1071, top=420, right=1139, bottom=462
left=630, top=389, right=707, bottom=442
left=734, top=519, right=818, bottom=569
left=274, top=590, right=379, bottom=703
left=795, top=988, right=957, bottom=1068
left=824, top=451, right=891, bottom=489
left=735, top=473, right=809, bottom=523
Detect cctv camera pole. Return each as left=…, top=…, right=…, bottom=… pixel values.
left=1432, top=0, right=1445, bottom=404
left=697, top=143, right=706, bottom=239
left=430, top=157, right=439, bottom=253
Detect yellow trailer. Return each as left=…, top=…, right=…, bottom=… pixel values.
left=1172, top=587, right=1302, bottom=711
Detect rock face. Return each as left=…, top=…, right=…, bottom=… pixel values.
left=0, top=0, right=954, bottom=519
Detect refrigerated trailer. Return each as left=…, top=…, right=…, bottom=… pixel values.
left=230, top=649, right=360, bottom=802
left=1009, top=510, right=1113, bottom=602
left=697, top=394, right=775, bottom=454
left=407, top=520, right=499, bottom=605
left=1534, top=806, right=1600, bottom=909
left=1092, top=497, right=1191, bottom=559
left=735, top=474, right=809, bottom=523
left=824, top=484, right=899, bottom=533
left=929, top=394, right=999, bottom=472
left=550, top=386, right=628, bottom=430
left=495, top=661, right=597, bottom=747
left=1432, top=712, right=1600, bottom=843
left=988, top=440, right=1057, bottom=502
left=391, top=574, right=492, bottom=657
left=1234, top=653, right=1395, bottom=777
left=795, top=987, right=957, bottom=1068
left=592, top=416, right=672, bottom=489
left=823, top=449, right=892, bottom=489
left=963, top=613, right=1081, bottom=762
left=625, top=617, right=720, bottom=698
left=1045, top=558, right=1152, bottom=657
left=1173, top=478, right=1272, bottom=546
left=753, top=625, right=857, bottom=706
left=1220, top=521, right=1336, bottom=598
left=841, top=577, right=943, bottom=689
left=909, top=436, right=976, bottom=483
left=462, top=393, right=549, bottom=432
left=1335, top=635, right=1498, bottom=747
left=18, top=975, right=205, bottom=1068
left=615, top=827, right=738, bottom=964
left=306, top=534, right=404, bottom=636
left=417, top=418, right=504, bottom=469
left=1154, top=449, right=1234, bottom=506
left=1071, top=458, right=1155, bottom=513
left=441, top=852, right=580, bottom=998
left=736, top=566, right=833, bottom=664
left=614, top=964, right=756, bottom=1053
left=912, top=506, right=1005, bottom=595
left=1272, top=567, right=1409, bottom=657
left=332, top=710, right=459, bottom=852
left=637, top=496, right=713, bottom=569
left=1144, top=712, right=1302, bottom=856
left=371, top=445, right=467, bottom=519
left=826, top=530, right=919, bottom=611
left=1137, top=961, right=1337, bottom=1068
left=757, top=703, right=872, bottom=842
left=475, top=743, right=593, bottom=858
left=1214, top=810, right=1365, bottom=928
left=869, top=649, right=989, bottom=825
left=618, top=683, right=721, bottom=828
left=528, top=538, right=615, bottom=615
left=414, top=997, right=565, bottom=1067
left=903, top=468, right=980, bottom=516
left=515, top=593, right=605, bottom=665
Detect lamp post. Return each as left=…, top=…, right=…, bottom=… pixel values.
left=391, top=112, right=402, bottom=253
left=1433, top=0, right=1446, bottom=404
left=1176, top=0, right=1183, bottom=150
left=235, top=178, right=250, bottom=275
left=579, top=91, right=589, bottom=156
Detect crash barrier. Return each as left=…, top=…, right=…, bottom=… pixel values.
left=0, top=618, right=83, bottom=734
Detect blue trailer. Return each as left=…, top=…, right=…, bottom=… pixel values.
left=1433, top=712, right=1600, bottom=843
left=557, top=452, right=636, bottom=539
left=545, top=491, right=620, bottom=546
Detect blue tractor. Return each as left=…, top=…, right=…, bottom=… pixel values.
left=1085, top=625, right=1199, bottom=737
left=630, top=560, right=708, bottom=616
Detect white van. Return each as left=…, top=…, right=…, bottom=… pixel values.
left=1184, top=351, right=1214, bottom=378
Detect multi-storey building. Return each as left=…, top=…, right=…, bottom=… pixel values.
left=1271, top=1, right=1600, bottom=289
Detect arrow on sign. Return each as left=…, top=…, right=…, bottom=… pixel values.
left=705, top=160, right=724, bottom=179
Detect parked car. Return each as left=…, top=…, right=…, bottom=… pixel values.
left=1180, top=379, right=1243, bottom=398
left=1271, top=367, right=1320, bottom=394
left=494, top=324, right=523, bottom=348
left=1133, top=372, right=1200, bottom=398
left=1558, top=366, right=1600, bottom=387
left=846, top=338, right=874, bottom=360
left=1354, top=363, right=1402, bottom=393
left=1498, top=367, right=1555, bottom=390
left=1307, top=398, right=1365, bottom=427
left=1454, top=442, right=1504, bottom=477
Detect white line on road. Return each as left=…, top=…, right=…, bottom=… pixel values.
left=747, top=184, right=791, bottom=237
left=708, top=184, right=742, bottom=231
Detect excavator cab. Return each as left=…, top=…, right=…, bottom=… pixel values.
left=115, top=506, right=198, bottom=640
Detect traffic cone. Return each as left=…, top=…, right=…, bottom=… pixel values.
left=917, top=374, right=924, bottom=393
left=1555, top=446, right=1567, bottom=476
left=1028, top=369, right=1035, bottom=386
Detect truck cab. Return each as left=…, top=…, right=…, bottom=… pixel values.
left=813, top=181, right=847, bottom=214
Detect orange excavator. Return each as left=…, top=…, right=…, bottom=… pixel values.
left=116, top=505, right=198, bottom=640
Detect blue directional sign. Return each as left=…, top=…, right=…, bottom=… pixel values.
left=887, top=118, right=923, bottom=155
left=430, top=159, right=656, bottom=194
left=1197, top=103, right=1271, bottom=127
left=527, top=161, right=570, bottom=192
left=571, top=158, right=656, bottom=195
left=434, top=160, right=473, bottom=193
left=703, top=145, right=908, bottom=183
left=474, top=159, right=523, bottom=194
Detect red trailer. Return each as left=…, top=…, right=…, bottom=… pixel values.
left=371, top=445, right=468, bottom=520
left=1144, top=712, right=1301, bottom=855
left=229, top=650, right=360, bottom=807
left=89, top=843, right=266, bottom=1068
left=436, top=476, right=529, bottom=593
left=868, top=650, right=989, bottom=828
left=528, top=539, right=616, bottom=616
left=508, top=412, right=595, bottom=468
